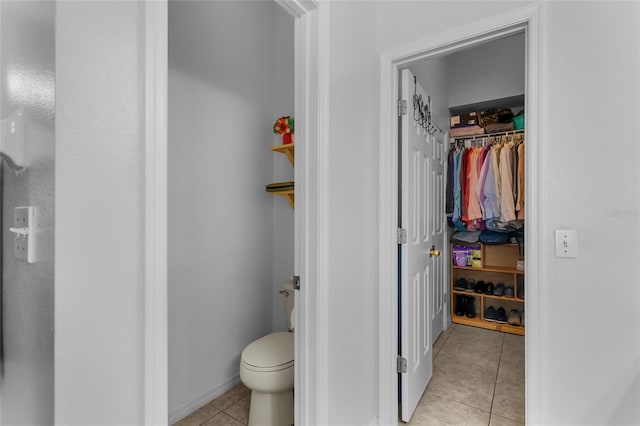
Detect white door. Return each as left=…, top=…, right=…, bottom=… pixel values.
left=399, top=69, right=446, bottom=422
left=431, top=133, right=447, bottom=344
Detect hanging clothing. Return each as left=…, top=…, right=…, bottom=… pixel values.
left=499, top=141, right=517, bottom=222
left=516, top=142, right=525, bottom=220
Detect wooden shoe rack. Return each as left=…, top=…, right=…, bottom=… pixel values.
left=450, top=242, right=525, bottom=336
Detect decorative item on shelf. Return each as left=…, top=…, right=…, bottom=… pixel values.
left=273, top=116, right=294, bottom=145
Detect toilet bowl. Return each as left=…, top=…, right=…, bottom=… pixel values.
left=240, top=279, right=295, bottom=426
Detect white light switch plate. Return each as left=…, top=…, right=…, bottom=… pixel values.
left=13, top=206, right=35, bottom=263
left=555, top=229, right=577, bottom=258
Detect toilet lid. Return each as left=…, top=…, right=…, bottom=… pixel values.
left=241, top=332, right=293, bottom=370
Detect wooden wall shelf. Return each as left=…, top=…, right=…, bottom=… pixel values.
left=270, top=143, right=294, bottom=166
left=268, top=189, right=294, bottom=208
left=267, top=143, right=294, bottom=208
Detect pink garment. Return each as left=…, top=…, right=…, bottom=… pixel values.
left=499, top=142, right=516, bottom=222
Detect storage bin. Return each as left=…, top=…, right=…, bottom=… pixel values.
left=513, top=113, right=525, bottom=130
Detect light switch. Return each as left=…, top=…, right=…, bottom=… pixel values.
left=555, top=229, right=577, bottom=258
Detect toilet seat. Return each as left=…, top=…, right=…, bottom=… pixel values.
left=241, top=332, right=293, bottom=373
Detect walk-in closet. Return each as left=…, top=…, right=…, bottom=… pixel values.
left=399, top=32, right=526, bottom=425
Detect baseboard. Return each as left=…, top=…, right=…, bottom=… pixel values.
left=168, top=374, right=242, bottom=424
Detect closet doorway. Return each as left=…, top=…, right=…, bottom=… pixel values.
left=379, top=5, right=542, bottom=425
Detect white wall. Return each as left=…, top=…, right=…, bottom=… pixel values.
left=447, top=33, right=525, bottom=108
left=540, top=2, right=639, bottom=424
left=55, top=1, right=143, bottom=424
left=271, top=5, right=295, bottom=333
left=317, top=1, right=640, bottom=424
left=0, top=1, right=54, bottom=425
left=168, top=1, right=294, bottom=419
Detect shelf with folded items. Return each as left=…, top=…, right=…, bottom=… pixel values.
left=266, top=184, right=294, bottom=208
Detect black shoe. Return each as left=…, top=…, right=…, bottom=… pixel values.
left=517, top=281, right=525, bottom=299
left=454, top=295, right=466, bottom=316
left=485, top=282, right=494, bottom=295
left=466, top=296, right=476, bottom=318
left=465, top=279, right=476, bottom=292
left=475, top=280, right=486, bottom=294
left=484, top=306, right=497, bottom=322
left=454, top=278, right=467, bottom=291
left=495, top=307, right=507, bottom=323
left=504, top=286, right=514, bottom=298
left=494, top=283, right=505, bottom=296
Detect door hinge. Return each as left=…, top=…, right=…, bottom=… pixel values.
left=398, top=99, right=407, bottom=116
left=293, top=275, right=300, bottom=290
left=397, top=356, right=407, bottom=373
left=397, top=228, right=407, bottom=244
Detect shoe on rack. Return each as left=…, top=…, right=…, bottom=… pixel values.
left=454, top=278, right=467, bottom=291
left=465, top=296, right=476, bottom=319
left=484, top=306, right=497, bottom=322
left=507, top=309, right=521, bottom=326
left=495, top=307, right=507, bottom=323
left=494, top=283, right=505, bottom=297
left=521, top=310, right=525, bottom=327
left=455, top=295, right=467, bottom=317
left=475, top=280, right=486, bottom=294
left=504, top=286, right=514, bottom=298
left=485, top=282, right=494, bottom=295
left=465, top=279, right=476, bottom=292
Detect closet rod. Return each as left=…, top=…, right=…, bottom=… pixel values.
left=452, top=129, right=524, bottom=142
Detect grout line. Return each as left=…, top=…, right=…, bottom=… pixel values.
left=488, top=331, right=505, bottom=420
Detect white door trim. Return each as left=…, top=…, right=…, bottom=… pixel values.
left=377, top=4, right=543, bottom=425
left=141, top=1, right=328, bottom=424
left=141, top=2, right=168, bottom=424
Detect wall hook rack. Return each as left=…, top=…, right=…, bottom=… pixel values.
left=413, top=76, right=443, bottom=135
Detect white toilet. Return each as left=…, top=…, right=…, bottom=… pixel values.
left=240, top=279, right=295, bottom=426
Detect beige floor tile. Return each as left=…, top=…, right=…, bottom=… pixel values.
left=433, top=325, right=455, bottom=359
left=497, top=356, right=525, bottom=385
left=202, top=412, right=245, bottom=426
left=434, top=344, right=500, bottom=378
left=492, top=380, right=525, bottom=423
left=173, top=404, right=220, bottom=426
left=211, top=385, right=251, bottom=411
left=407, top=393, right=490, bottom=426
left=424, top=365, right=496, bottom=412
left=224, top=394, right=251, bottom=424
left=489, top=413, right=525, bottom=426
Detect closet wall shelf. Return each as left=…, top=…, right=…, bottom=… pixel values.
left=453, top=315, right=525, bottom=336
left=270, top=143, right=294, bottom=166
left=451, top=243, right=525, bottom=336
left=452, top=129, right=524, bottom=142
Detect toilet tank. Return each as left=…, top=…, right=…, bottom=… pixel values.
left=283, top=278, right=295, bottom=332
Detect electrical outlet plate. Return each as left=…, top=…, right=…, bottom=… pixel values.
left=13, top=206, right=35, bottom=263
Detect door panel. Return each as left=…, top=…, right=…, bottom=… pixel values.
left=400, top=69, right=434, bottom=422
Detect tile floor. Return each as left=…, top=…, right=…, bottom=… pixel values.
left=407, top=323, right=525, bottom=425
left=174, top=323, right=524, bottom=426
left=173, top=384, right=251, bottom=426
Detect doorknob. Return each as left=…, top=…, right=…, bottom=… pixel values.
left=429, top=245, right=441, bottom=257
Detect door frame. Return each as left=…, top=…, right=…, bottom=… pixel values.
left=141, top=1, right=329, bottom=424
left=377, top=4, right=542, bottom=425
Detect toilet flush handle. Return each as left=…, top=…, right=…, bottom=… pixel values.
left=279, top=290, right=290, bottom=297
